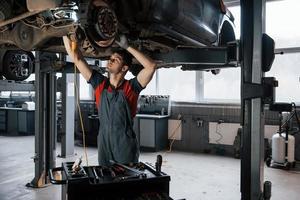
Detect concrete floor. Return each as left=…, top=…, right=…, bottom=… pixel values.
left=0, top=135, right=300, bottom=200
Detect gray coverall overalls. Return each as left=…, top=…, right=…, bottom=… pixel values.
left=97, top=79, right=139, bottom=166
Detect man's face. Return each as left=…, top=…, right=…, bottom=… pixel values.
left=106, top=53, right=127, bottom=74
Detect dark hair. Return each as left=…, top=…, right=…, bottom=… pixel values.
left=112, top=49, right=133, bottom=67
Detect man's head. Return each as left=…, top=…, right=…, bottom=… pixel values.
left=106, top=50, right=133, bottom=75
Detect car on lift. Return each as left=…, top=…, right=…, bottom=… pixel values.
left=0, top=0, right=235, bottom=81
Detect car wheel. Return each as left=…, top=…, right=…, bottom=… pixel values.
left=219, top=21, right=236, bottom=46
left=86, top=1, right=118, bottom=48
left=2, top=50, right=34, bottom=81
left=210, top=21, right=236, bottom=75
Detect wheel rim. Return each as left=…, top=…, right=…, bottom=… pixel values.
left=4, top=51, right=33, bottom=80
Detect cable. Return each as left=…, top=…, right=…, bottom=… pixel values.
left=291, top=102, right=300, bottom=131
left=167, top=120, right=182, bottom=152
left=280, top=103, right=300, bottom=134
left=72, top=41, right=89, bottom=166
left=215, top=122, right=223, bottom=144
left=161, top=120, right=182, bottom=161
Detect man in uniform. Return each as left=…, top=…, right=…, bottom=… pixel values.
left=63, top=35, right=157, bottom=166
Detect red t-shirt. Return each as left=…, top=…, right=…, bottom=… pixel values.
left=88, top=70, right=144, bottom=118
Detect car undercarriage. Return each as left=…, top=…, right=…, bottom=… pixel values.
left=0, top=0, right=236, bottom=80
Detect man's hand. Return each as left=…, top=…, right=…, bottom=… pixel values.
left=62, top=36, right=92, bottom=81
left=115, top=34, right=129, bottom=50
left=63, top=36, right=80, bottom=61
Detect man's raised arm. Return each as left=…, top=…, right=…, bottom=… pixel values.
left=63, top=36, right=92, bottom=81
left=116, top=35, right=157, bottom=88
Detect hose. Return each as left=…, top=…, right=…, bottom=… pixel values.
left=72, top=41, right=89, bottom=166
left=281, top=102, right=300, bottom=135
left=292, top=102, right=300, bottom=134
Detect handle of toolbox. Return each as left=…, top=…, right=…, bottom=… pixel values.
left=49, top=167, right=67, bottom=185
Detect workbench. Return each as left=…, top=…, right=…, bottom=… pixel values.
left=0, top=107, right=34, bottom=135
left=136, top=114, right=169, bottom=152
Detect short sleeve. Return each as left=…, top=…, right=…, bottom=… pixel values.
left=87, top=70, right=106, bottom=89
left=129, top=77, right=145, bottom=94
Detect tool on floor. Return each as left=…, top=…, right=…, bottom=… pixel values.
left=110, top=160, right=147, bottom=178
left=70, top=38, right=89, bottom=166
left=72, top=156, right=82, bottom=172
left=156, top=154, right=162, bottom=174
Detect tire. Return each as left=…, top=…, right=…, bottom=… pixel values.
left=210, top=20, right=235, bottom=75
left=2, top=50, right=34, bottom=81
left=219, top=21, right=236, bottom=47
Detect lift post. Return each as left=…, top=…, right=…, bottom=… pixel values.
left=240, top=0, right=273, bottom=199
left=27, top=51, right=57, bottom=188
left=59, top=54, right=76, bottom=158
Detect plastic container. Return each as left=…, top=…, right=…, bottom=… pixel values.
left=272, top=133, right=295, bottom=163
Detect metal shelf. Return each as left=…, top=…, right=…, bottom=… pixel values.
left=0, top=80, right=35, bottom=91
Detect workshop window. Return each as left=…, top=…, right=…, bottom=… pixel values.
left=0, top=74, right=36, bottom=98
left=141, top=72, right=157, bottom=95
left=266, top=0, right=300, bottom=48
left=79, top=74, right=93, bottom=100
left=228, top=1, right=300, bottom=47
left=0, top=91, right=35, bottom=102
left=25, top=74, right=35, bottom=82
left=203, top=68, right=241, bottom=103
left=125, top=70, right=157, bottom=95
left=198, top=5, right=241, bottom=103
left=266, top=53, right=300, bottom=103
left=158, top=68, right=196, bottom=102
left=229, top=6, right=240, bottom=39
left=125, top=71, right=134, bottom=80
left=0, top=92, right=10, bottom=97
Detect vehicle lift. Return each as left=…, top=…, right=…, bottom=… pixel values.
left=26, top=51, right=78, bottom=188
left=29, top=0, right=275, bottom=199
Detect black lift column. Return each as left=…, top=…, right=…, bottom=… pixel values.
left=27, top=52, right=57, bottom=187
left=240, top=0, right=270, bottom=199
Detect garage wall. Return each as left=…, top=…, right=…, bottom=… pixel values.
left=167, top=102, right=279, bottom=155
left=76, top=101, right=285, bottom=156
